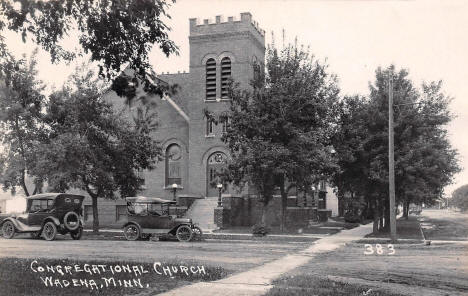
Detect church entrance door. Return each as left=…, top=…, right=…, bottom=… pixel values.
left=206, top=152, right=227, bottom=197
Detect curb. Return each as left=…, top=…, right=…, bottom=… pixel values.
left=204, top=233, right=321, bottom=242
left=82, top=229, right=322, bottom=242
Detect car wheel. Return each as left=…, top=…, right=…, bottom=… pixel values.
left=123, top=224, right=140, bottom=241
left=63, top=211, right=80, bottom=231
left=42, top=222, right=57, bottom=241
left=30, top=231, right=42, bottom=239
left=70, top=227, right=83, bottom=240
left=176, top=225, right=193, bottom=242
left=192, top=226, right=203, bottom=241
left=2, top=221, right=16, bottom=239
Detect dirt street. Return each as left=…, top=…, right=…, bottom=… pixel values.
left=420, top=209, right=468, bottom=240
left=279, top=209, right=468, bottom=295
left=0, top=237, right=309, bottom=272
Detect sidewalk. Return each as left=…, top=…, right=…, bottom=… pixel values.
left=160, top=222, right=374, bottom=296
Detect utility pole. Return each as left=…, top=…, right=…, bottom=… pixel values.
left=388, top=75, right=397, bottom=241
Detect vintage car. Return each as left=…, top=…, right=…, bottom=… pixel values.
left=0, top=193, right=84, bottom=241
left=123, top=196, right=202, bottom=242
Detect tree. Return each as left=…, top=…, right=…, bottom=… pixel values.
left=222, top=43, right=340, bottom=231
left=32, top=68, right=162, bottom=232
left=0, top=49, right=46, bottom=196
left=332, top=65, right=459, bottom=233
left=330, top=95, right=369, bottom=217
left=451, top=184, right=468, bottom=211
left=0, top=0, right=178, bottom=103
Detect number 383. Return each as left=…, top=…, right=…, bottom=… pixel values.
left=364, top=244, right=395, bottom=255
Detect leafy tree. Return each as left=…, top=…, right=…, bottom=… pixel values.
left=32, top=69, right=162, bottom=232
left=451, top=184, right=468, bottom=211
left=222, top=43, right=340, bottom=230
left=330, top=95, right=369, bottom=217
left=0, top=49, right=46, bottom=196
left=332, top=65, right=459, bottom=233
left=0, top=0, right=178, bottom=102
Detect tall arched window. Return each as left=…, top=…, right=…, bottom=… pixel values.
left=166, top=144, right=182, bottom=186
left=206, top=58, right=216, bottom=100
left=220, top=57, right=231, bottom=99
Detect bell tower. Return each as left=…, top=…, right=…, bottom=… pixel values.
left=188, top=12, right=265, bottom=100
left=184, top=13, right=265, bottom=197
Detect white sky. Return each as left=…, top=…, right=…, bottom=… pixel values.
left=4, top=0, right=468, bottom=195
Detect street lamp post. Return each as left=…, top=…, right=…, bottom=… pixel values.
left=171, top=183, right=178, bottom=203
left=217, top=183, right=223, bottom=207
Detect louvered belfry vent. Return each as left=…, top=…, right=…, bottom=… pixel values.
left=206, top=58, right=216, bottom=100
left=221, top=57, right=231, bottom=99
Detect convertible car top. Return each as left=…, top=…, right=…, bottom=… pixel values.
left=125, top=196, right=177, bottom=204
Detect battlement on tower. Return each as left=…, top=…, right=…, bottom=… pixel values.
left=189, top=12, right=265, bottom=46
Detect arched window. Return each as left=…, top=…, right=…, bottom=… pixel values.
left=165, top=144, right=182, bottom=186
left=206, top=58, right=216, bottom=100
left=220, top=57, right=231, bottom=99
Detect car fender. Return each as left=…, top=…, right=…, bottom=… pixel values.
left=123, top=221, right=142, bottom=231
left=41, top=216, right=61, bottom=228
left=0, top=217, right=22, bottom=231
left=169, top=223, right=191, bottom=235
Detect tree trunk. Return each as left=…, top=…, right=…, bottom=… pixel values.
left=379, top=202, right=385, bottom=232
left=20, top=169, right=30, bottom=196
left=372, top=199, right=379, bottom=234
left=261, top=201, right=268, bottom=225
left=402, top=201, right=409, bottom=220
left=338, top=193, right=345, bottom=217
left=279, top=183, right=287, bottom=232
left=91, top=195, right=99, bottom=233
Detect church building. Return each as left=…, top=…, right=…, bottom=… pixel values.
left=106, top=12, right=265, bottom=200
left=84, top=13, right=337, bottom=229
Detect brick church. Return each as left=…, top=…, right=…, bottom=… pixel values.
left=83, top=13, right=338, bottom=229
left=106, top=12, right=264, bottom=199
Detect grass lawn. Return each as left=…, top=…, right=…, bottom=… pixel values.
left=0, top=257, right=231, bottom=296
left=266, top=275, right=402, bottom=296
left=364, top=216, right=423, bottom=241
left=214, top=218, right=361, bottom=236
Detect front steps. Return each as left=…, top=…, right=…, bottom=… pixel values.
left=184, top=196, right=219, bottom=232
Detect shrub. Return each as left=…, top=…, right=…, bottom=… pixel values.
left=252, top=223, right=270, bottom=236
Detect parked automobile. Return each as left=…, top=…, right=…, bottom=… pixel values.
left=0, top=193, right=84, bottom=241
left=123, top=196, right=202, bottom=242
left=344, top=199, right=366, bottom=223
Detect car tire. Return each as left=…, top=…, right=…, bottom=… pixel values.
left=123, top=224, right=140, bottom=241
left=70, top=227, right=83, bottom=240
left=176, top=225, right=193, bottom=242
left=63, top=211, right=80, bottom=231
left=2, top=221, right=16, bottom=239
left=192, top=226, right=203, bottom=241
left=42, top=221, right=57, bottom=241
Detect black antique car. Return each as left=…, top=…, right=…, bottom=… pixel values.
left=0, top=193, right=84, bottom=241
left=123, top=196, right=202, bottom=242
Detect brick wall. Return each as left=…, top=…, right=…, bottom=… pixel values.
left=222, top=195, right=318, bottom=228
